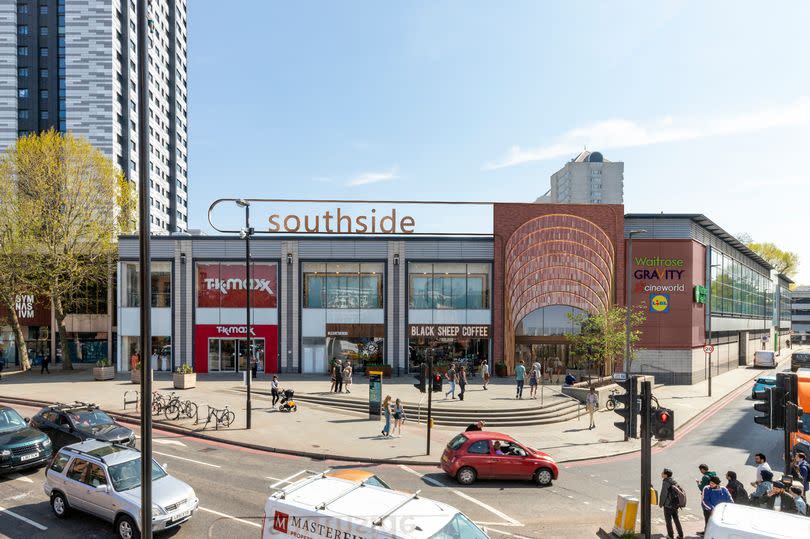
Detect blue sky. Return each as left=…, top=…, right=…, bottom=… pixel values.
left=188, top=1, right=810, bottom=283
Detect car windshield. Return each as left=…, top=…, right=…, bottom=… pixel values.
left=0, top=409, right=26, bottom=434
left=756, top=378, right=775, bottom=385
left=448, top=434, right=468, bottom=451
left=108, top=458, right=167, bottom=492
left=430, top=513, right=488, bottom=539
left=68, top=410, right=115, bottom=428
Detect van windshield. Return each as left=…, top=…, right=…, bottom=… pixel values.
left=430, top=513, right=488, bottom=539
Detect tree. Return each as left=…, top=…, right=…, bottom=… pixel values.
left=0, top=130, right=135, bottom=370
left=566, top=304, right=646, bottom=382
left=746, top=242, right=800, bottom=280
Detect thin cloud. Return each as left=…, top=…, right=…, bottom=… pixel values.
left=347, top=166, right=399, bottom=186
left=484, top=97, right=810, bottom=170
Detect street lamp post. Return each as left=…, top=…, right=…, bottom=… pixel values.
left=136, top=1, right=153, bottom=536
left=707, top=262, right=720, bottom=397
left=236, top=199, right=253, bottom=430
left=624, top=229, right=646, bottom=442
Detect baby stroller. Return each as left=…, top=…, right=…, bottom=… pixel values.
left=279, top=389, right=297, bottom=412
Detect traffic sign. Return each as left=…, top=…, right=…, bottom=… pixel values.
left=703, top=344, right=714, bottom=354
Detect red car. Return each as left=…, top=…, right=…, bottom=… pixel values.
left=440, top=431, right=558, bottom=486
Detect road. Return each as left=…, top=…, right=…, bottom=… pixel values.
left=0, top=375, right=783, bottom=539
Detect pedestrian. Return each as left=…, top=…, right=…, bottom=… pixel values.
left=528, top=363, right=539, bottom=399
left=150, top=349, right=159, bottom=371
left=696, top=464, right=716, bottom=493
left=481, top=361, right=490, bottom=390
left=789, top=486, right=807, bottom=515
left=393, top=398, right=406, bottom=436
left=343, top=362, right=353, bottom=393
left=131, top=352, right=139, bottom=371
left=750, top=469, right=774, bottom=507
left=445, top=364, right=457, bottom=400
left=251, top=355, right=258, bottom=378
left=40, top=353, right=50, bottom=374
left=334, top=360, right=344, bottom=393
left=659, top=468, right=684, bottom=539
left=564, top=371, right=576, bottom=386
left=725, top=471, right=749, bottom=505
left=700, top=476, right=733, bottom=534
left=330, top=361, right=337, bottom=392
left=465, top=420, right=485, bottom=432
left=271, top=375, right=280, bottom=408
left=792, top=452, right=810, bottom=492
left=515, top=359, right=526, bottom=399
left=381, top=395, right=392, bottom=437
left=765, top=480, right=797, bottom=513
left=586, top=387, right=599, bottom=429
left=458, top=366, right=467, bottom=401
left=752, top=453, right=773, bottom=487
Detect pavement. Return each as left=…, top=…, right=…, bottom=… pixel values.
left=0, top=346, right=806, bottom=466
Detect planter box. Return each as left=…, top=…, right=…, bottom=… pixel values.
left=130, top=369, right=153, bottom=385
left=173, top=372, right=196, bottom=389
left=494, top=364, right=508, bottom=377
left=93, top=366, right=115, bottom=381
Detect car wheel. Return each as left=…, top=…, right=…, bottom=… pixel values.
left=51, top=492, right=70, bottom=518
left=116, top=514, right=140, bottom=539
left=534, top=468, right=553, bottom=486
left=456, top=466, right=477, bottom=485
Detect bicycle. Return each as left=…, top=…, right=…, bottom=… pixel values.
left=163, top=393, right=198, bottom=421
left=203, top=405, right=235, bottom=430
left=151, top=391, right=167, bottom=415
left=605, top=388, right=620, bottom=411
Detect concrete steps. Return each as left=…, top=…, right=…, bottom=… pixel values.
left=249, top=388, right=583, bottom=427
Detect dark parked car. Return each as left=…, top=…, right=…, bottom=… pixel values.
left=30, top=402, right=135, bottom=451
left=440, top=430, right=559, bottom=486
left=0, top=405, right=52, bottom=474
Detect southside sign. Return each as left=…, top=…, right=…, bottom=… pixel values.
left=268, top=207, right=416, bottom=235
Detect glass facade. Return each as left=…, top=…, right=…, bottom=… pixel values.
left=327, top=336, right=384, bottom=371
left=303, top=262, right=383, bottom=309
left=408, top=263, right=490, bottom=309
left=709, top=249, right=771, bottom=318
left=515, top=305, right=586, bottom=336
left=123, top=261, right=172, bottom=308
left=780, top=286, right=791, bottom=322
left=408, top=337, right=489, bottom=374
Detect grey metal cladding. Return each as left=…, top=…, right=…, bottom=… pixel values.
left=403, top=240, right=494, bottom=259
left=624, top=218, right=691, bottom=239
left=297, top=240, right=388, bottom=258
left=65, top=0, right=114, bottom=157
left=0, top=2, right=17, bottom=151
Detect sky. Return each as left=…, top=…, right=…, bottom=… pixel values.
left=187, top=1, right=810, bottom=284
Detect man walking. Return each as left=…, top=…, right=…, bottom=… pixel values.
left=40, top=353, right=50, bottom=374
left=700, top=476, right=733, bottom=535
left=515, top=360, right=526, bottom=399
left=465, top=420, right=485, bottom=432
left=445, top=364, right=457, bottom=400
left=749, top=469, right=774, bottom=507
left=752, top=453, right=772, bottom=487
left=481, top=361, right=490, bottom=390
left=586, top=387, right=599, bottom=429
left=334, top=360, right=343, bottom=393
left=659, top=468, right=684, bottom=539
left=458, top=366, right=467, bottom=401
left=696, top=464, right=716, bottom=493
left=792, top=452, right=810, bottom=492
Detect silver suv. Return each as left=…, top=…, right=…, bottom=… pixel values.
left=43, top=440, right=198, bottom=538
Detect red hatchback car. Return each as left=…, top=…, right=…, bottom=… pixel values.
left=440, top=431, right=558, bottom=486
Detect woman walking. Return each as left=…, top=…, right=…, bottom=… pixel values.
left=458, top=366, right=468, bottom=401
left=393, top=398, right=406, bottom=436
left=528, top=363, right=539, bottom=399
left=481, top=361, right=490, bottom=390
left=343, top=362, right=353, bottom=393
left=270, top=375, right=280, bottom=408
left=381, top=395, right=393, bottom=437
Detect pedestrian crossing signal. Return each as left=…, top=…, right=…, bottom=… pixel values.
left=432, top=374, right=442, bottom=392
left=651, top=407, right=674, bottom=440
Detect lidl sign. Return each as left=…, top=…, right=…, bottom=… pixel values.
left=650, top=293, right=670, bottom=313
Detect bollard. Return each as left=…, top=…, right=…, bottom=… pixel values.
left=612, top=494, right=638, bottom=537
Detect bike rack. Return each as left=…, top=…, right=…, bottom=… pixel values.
left=123, top=391, right=139, bottom=411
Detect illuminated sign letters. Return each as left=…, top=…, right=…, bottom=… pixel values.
left=268, top=207, right=416, bottom=235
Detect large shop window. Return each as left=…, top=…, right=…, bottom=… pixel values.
left=302, top=262, right=383, bottom=309
left=709, top=249, right=770, bottom=318
left=123, top=261, right=172, bottom=308
left=408, top=337, right=489, bottom=374
left=515, top=305, right=586, bottom=337
left=408, top=263, right=490, bottom=310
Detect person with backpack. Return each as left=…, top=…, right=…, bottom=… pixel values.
left=701, top=476, right=733, bottom=534
left=659, top=468, right=685, bottom=539
left=792, top=452, right=810, bottom=492
left=725, top=471, right=749, bottom=505
left=696, top=464, right=716, bottom=493
left=750, top=469, right=774, bottom=507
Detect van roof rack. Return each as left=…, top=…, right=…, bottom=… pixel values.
left=372, top=490, right=421, bottom=527
left=275, top=470, right=330, bottom=499
left=52, top=401, right=98, bottom=411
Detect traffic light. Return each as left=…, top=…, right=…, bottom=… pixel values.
left=414, top=363, right=426, bottom=393
left=432, top=373, right=442, bottom=392
left=786, top=402, right=803, bottom=434
left=651, top=407, right=675, bottom=440
left=754, top=387, right=786, bottom=430
left=613, top=376, right=639, bottom=439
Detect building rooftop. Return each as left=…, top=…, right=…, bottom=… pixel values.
left=572, top=150, right=612, bottom=163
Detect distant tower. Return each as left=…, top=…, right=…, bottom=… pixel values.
left=536, top=151, right=624, bottom=204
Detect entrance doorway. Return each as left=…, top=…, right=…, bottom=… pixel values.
left=514, top=339, right=581, bottom=382
left=208, top=338, right=265, bottom=372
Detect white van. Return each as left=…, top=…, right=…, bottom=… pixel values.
left=705, top=503, right=810, bottom=538
left=262, top=473, right=488, bottom=539
left=754, top=350, right=777, bottom=368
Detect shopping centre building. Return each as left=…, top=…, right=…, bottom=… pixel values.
left=114, top=202, right=791, bottom=384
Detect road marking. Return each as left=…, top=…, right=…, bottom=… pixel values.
left=481, top=526, right=533, bottom=539
left=8, top=474, right=33, bottom=484
left=270, top=470, right=308, bottom=489
left=153, top=450, right=221, bottom=468
left=154, top=439, right=187, bottom=447
left=0, top=505, right=48, bottom=531
left=398, top=465, right=522, bottom=527
left=198, top=506, right=261, bottom=528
